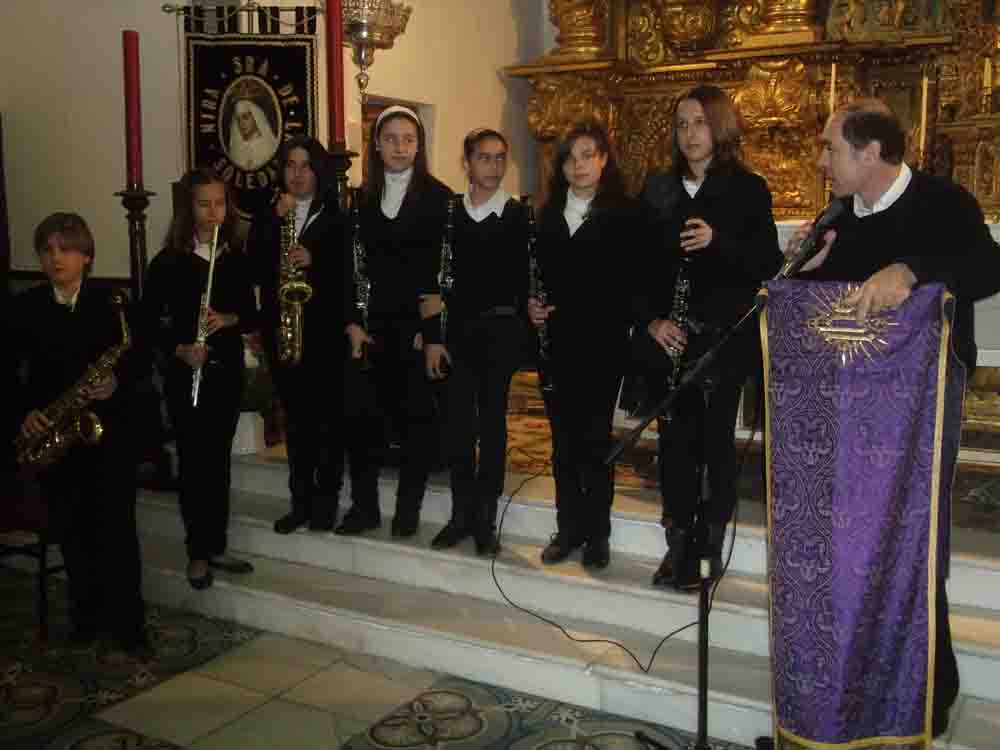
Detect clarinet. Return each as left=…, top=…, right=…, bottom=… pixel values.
left=524, top=195, right=553, bottom=393
left=191, top=225, right=220, bottom=407
left=350, top=188, right=372, bottom=370
left=659, top=253, right=693, bottom=424
left=438, top=194, right=457, bottom=340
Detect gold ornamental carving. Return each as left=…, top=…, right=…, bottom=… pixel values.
left=547, top=0, right=612, bottom=58
left=720, top=0, right=766, bottom=47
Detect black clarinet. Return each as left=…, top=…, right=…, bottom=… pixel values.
left=438, top=194, right=457, bottom=341
left=524, top=195, right=553, bottom=393
left=659, top=253, right=693, bottom=424
left=350, top=187, right=373, bottom=370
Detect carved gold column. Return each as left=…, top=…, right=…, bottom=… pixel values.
left=546, top=0, right=612, bottom=58
left=742, top=0, right=821, bottom=47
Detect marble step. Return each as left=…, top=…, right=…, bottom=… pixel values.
left=226, top=454, right=1000, bottom=614
left=134, top=530, right=995, bottom=750
left=136, top=489, right=1000, bottom=704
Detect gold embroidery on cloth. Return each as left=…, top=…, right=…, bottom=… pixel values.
left=806, top=284, right=898, bottom=366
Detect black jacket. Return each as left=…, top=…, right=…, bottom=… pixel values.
left=11, top=282, right=144, bottom=431
left=536, top=195, right=648, bottom=370
left=638, top=162, right=783, bottom=332
left=246, top=193, right=351, bottom=366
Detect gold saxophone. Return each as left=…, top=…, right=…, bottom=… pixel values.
left=277, top=206, right=313, bottom=364
left=15, top=289, right=131, bottom=469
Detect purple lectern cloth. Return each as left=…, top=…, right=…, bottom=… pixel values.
left=760, top=281, right=963, bottom=750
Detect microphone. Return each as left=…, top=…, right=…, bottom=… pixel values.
left=775, top=199, right=845, bottom=279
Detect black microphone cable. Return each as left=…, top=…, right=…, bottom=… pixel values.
left=487, top=400, right=763, bottom=674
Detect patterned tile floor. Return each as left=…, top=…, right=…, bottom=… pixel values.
left=0, top=566, right=752, bottom=749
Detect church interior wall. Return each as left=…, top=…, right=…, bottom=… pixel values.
left=1, top=0, right=548, bottom=280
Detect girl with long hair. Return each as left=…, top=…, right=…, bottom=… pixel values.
left=143, top=167, right=257, bottom=589
left=637, top=85, right=783, bottom=589
left=528, top=120, right=646, bottom=570
left=337, top=105, right=452, bottom=538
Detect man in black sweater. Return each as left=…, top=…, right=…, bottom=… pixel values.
left=790, top=98, right=1000, bottom=740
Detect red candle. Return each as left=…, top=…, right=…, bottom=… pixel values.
left=325, top=0, right=346, bottom=146
left=122, top=30, right=143, bottom=187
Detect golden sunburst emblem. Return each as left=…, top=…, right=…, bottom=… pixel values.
left=806, top=284, right=899, bottom=366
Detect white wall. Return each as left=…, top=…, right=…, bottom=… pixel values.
left=3, top=0, right=185, bottom=279
left=2, top=0, right=550, bottom=279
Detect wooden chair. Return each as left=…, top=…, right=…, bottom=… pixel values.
left=0, top=470, right=64, bottom=642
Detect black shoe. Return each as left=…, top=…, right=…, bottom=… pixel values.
left=474, top=527, right=501, bottom=557
left=391, top=515, right=420, bottom=539
left=187, top=560, right=213, bottom=590
left=335, top=509, right=380, bottom=536
left=274, top=511, right=309, bottom=535
left=541, top=532, right=583, bottom=564
left=652, top=528, right=689, bottom=588
left=431, top=521, right=471, bottom=549
left=582, top=538, right=610, bottom=569
left=308, top=517, right=336, bottom=532
left=69, top=626, right=98, bottom=649
left=113, top=632, right=156, bottom=661
left=209, top=555, right=254, bottom=574
left=754, top=738, right=774, bottom=750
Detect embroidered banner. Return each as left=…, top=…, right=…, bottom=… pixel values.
left=187, top=33, right=317, bottom=219
left=760, top=281, right=964, bottom=750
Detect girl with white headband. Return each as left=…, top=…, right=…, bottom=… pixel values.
left=337, top=105, right=452, bottom=539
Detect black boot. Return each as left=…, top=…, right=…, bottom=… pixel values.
left=473, top=498, right=500, bottom=557
left=652, top=527, right=690, bottom=588
left=432, top=496, right=472, bottom=549
left=706, top=523, right=726, bottom=580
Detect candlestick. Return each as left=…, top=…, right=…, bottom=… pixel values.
left=326, top=0, right=346, bottom=146
left=829, top=62, right=837, bottom=114
left=122, top=30, right=143, bottom=188
left=920, top=73, right=929, bottom=161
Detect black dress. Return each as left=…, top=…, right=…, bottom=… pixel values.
left=248, top=193, right=353, bottom=527
left=10, top=282, right=147, bottom=646
left=142, top=242, right=256, bottom=561
left=638, top=163, right=782, bottom=535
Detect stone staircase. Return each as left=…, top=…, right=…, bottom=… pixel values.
left=133, top=454, right=1000, bottom=749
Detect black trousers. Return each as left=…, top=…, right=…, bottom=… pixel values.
left=444, top=316, right=525, bottom=528
left=934, top=581, right=960, bottom=727
left=336, top=359, right=384, bottom=520
left=363, top=322, right=438, bottom=519
left=545, top=361, right=622, bottom=543
left=164, top=359, right=243, bottom=561
left=274, top=359, right=339, bottom=526
left=654, top=331, right=754, bottom=531
left=42, top=426, right=145, bottom=645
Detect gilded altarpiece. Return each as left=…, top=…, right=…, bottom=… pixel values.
left=509, top=0, right=1000, bottom=434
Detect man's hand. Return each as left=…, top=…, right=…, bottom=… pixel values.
left=84, top=373, right=117, bottom=401
left=425, top=343, right=451, bottom=380
left=345, top=323, right=372, bottom=359
left=647, top=318, right=687, bottom=355
left=276, top=193, right=296, bottom=218
left=413, top=332, right=424, bottom=351
left=528, top=296, right=555, bottom=328
left=176, top=343, right=209, bottom=369
left=784, top=221, right=837, bottom=273
left=205, top=307, right=237, bottom=336
left=21, top=410, right=52, bottom=438
left=679, top=218, right=714, bottom=252
left=288, top=244, right=312, bottom=268
left=846, top=262, right=917, bottom=323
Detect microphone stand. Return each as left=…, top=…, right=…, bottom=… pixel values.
left=620, top=264, right=797, bottom=750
